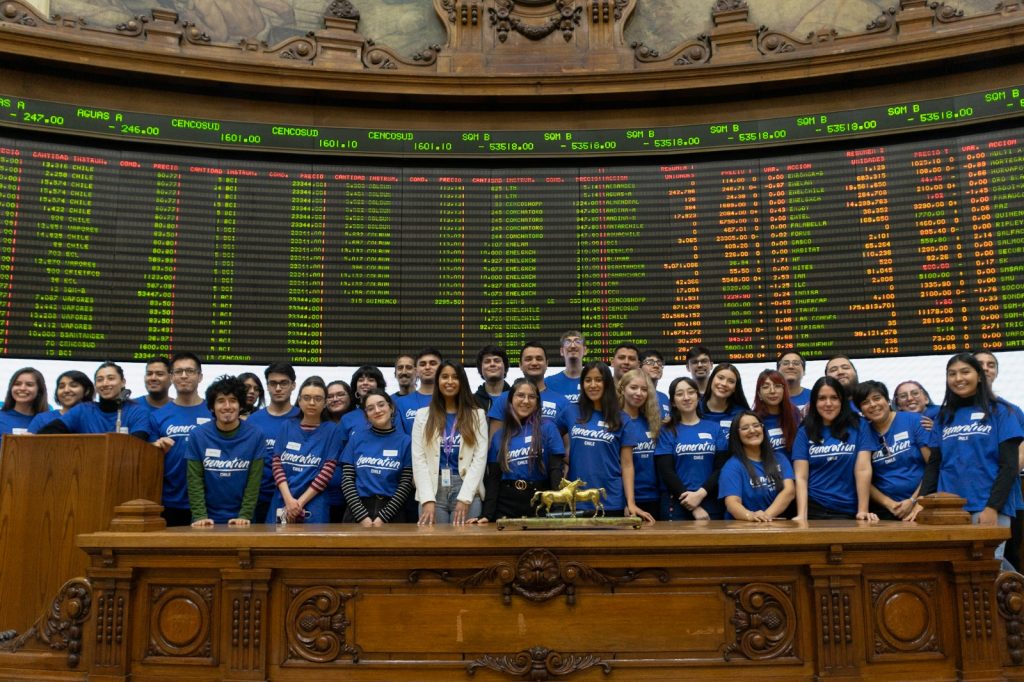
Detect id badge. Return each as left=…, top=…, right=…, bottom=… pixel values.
left=441, top=468, right=452, bottom=487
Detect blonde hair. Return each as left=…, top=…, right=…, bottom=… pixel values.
left=616, top=368, right=661, bottom=439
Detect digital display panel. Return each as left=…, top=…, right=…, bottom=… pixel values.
left=0, top=124, right=1022, bottom=366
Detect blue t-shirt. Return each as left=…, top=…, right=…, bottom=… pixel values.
left=761, top=413, right=791, bottom=458
left=488, top=388, right=568, bottom=424
left=656, top=391, right=671, bottom=419
left=654, top=419, right=725, bottom=493
left=246, top=405, right=300, bottom=504
left=719, top=453, right=795, bottom=518
left=273, top=418, right=341, bottom=498
left=488, top=419, right=564, bottom=482
left=789, top=387, right=811, bottom=411
left=556, top=404, right=630, bottom=511
left=792, top=420, right=874, bottom=515
left=58, top=401, right=155, bottom=438
left=133, top=397, right=169, bottom=414
left=342, top=427, right=412, bottom=498
left=623, top=416, right=659, bottom=502
left=869, top=411, right=929, bottom=502
left=0, top=409, right=33, bottom=435
left=928, top=402, right=1024, bottom=516
left=184, top=420, right=265, bottom=523
left=545, top=371, right=580, bottom=404
left=395, top=392, right=432, bottom=434
left=701, top=403, right=744, bottom=437
left=437, top=413, right=462, bottom=474
left=28, top=409, right=62, bottom=433
left=151, top=401, right=211, bottom=509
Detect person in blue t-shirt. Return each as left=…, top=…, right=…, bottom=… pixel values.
left=487, top=340, right=569, bottom=439
left=238, top=372, right=265, bottom=418
left=340, top=389, right=413, bottom=526
left=28, top=370, right=94, bottom=433
left=555, top=361, right=654, bottom=522
left=325, top=380, right=356, bottom=423
left=185, top=375, right=264, bottom=527
left=792, top=376, right=877, bottom=521
left=135, top=356, right=172, bottom=413
left=752, top=369, right=801, bottom=461
left=0, top=367, right=48, bottom=436
left=268, top=376, right=340, bottom=524
left=638, top=349, right=671, bottom=419
left=396, top=348, right=442, bottom=434
left=655, top=376, right=727, bottom=520
left=150, top=352, right=210, bottom=527
left=701, top=363, right=750, bottom=436
left=854, top=380, right=930, bottom=522
left=719, top=411, right=795, bottom=521
left=247, top=362, right=300, bottom=523
left=921, top=352, right=1024, bottom=570
left=545, top=330, right=585, bottom=405
left=892, top=380, right=940, bottom=432
left=777, top=350, right=811, bottom=413
left=38, top=362, right=152, bottom=440
left=483, top=378, right=566, bottom=521
left=617, top=368, right=662, bottom=519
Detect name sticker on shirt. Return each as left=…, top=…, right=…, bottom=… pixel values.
left=383, top=449, right=398, bottom=458
left=118, top=427, right=128, bottom=434
left=894, top=431, right=909, bottom=441
left=543, top=401, right=555, bottom=411
left=205, top=448, right=221, bottom=458
left=768, top=428, right=783, bottom=437
left=197, top=417, right=211, bottom=425
left=971, top=412, right=985, bottom=421
left=598, top=420, right=608, bottom=428
left=646, top=431, right=653, bottom=438
left=524, top=435, right=533, bottom=443
left=287, top=441, right=301, bottom=451
left=11, top=428, right=27, bottom=435
left=699, top=432, right=713, bottom=439
left=720, top=420, right=732, bottom=429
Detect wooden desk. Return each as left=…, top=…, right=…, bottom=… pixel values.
left=23, top=520, right=1011, bottom=681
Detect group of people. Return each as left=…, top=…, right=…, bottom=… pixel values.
left=0, top=336, right=1020, bottom=567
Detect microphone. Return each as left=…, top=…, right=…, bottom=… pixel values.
left=117, top=388, right=132, bottom=405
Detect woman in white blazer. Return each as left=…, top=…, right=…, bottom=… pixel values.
left=412, top=361, right=488, bottom=525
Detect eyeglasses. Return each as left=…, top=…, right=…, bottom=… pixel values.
left=299, top=395, right=325, bottom=404
left=641, top=359, right=664, bottom=368
left=738, top=423, right=763, bottom=432
left=778, top=360, right=803, bottom=368
left=562, top=338, right=584, bottom=347
left=267, top=380, right=293, bottom=389
left=171, top=367, right=198, bottom=377
left=327, top=394, right=347, bottom=401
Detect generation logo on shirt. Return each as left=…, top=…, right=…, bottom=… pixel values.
left=808, top=441, right=857, bottom=461
left=570, top=424, right=616, bottom=445
left=674, top=437, right=715, bottom=458
left=404, top=408, right=418, bottom=421
left=541, top=401, right=558, bottom=418
left=633, top=432, right=656, bottom=458
left=565, top=392, right=580, bottom=404
left=165, top=423, right=200, bottom=438
left=750, top=474, right=778, bottom=493
left=356, top=450, right=402, bottom=472
left=204, top=455, right=252, bottom=476
left=942, top=419, right=993, bottom=441
left=873, top=432, right=912, bottom=465
left=768, top=427, right=784, bottom=451
left=281, top=443, right=322, bottom=469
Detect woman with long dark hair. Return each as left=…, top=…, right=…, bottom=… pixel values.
left=655, top=376, right=727, bottom=520
left=412, top=361, right=488, bottom=525
left=719, top=411, right=795, bottom=521
left=751, top=369, right=800, bottom=458
left=340, top=389, right=413, bottom=526
left=701, top=363, right=750, bottom=432
left=792, top=376, right=876, bottom=521
left=238, top=372, right=265, bottom=417
left=853, top=380, right=929, bottom=522
left=326, top=380, right=356, bottom=423
left=555, top=361, right=654, bottom=521
left=266, top=376, right=340, bottom=524
left=0, top=367, right=48, bottom=435
left=28, top=369, right=95, bottom=432
left=922, top=352, right=1023, bottom=568
left=482, top=378, right=565, bottom=521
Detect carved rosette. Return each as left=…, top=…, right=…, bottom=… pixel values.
left=146, top=585, right=213, bottom=659
left=869, top=581, right=940, bottom=656
left=489, top=0, right=583, bottom=43
left=997, top=571, right=1024, bottom=665
left=721, top=583, right=797, bottom=661
left=0, top=577, right=92, bottom=669
left=467, top=645, right=611, bottom=679
left=931, top=2, right=965, bottom=22
left=410, top=548, right=667, bottom=606
left=327, top=0, right=360, bottom=20
left=285, top=586, right=359, bottom=663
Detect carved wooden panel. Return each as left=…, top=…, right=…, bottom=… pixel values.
left=467, top=645, right=612, bottom=679
left=221, top=569, right=270, bottom=678
left=144, top=584, right=214, bottom=662
left=810, top=566, right=864, bottom=677
left=88, top=571, right=132, bottom=675
left=721, top=582, right=798, bottom=662
left=284, top=585, right=359, bottom=664
left=868, top=580, right=942, bottom=660
left=997, top=571, right=1024, bottom=666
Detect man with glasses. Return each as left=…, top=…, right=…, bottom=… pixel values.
left=151, top=352, right=208, bottom=527
left=685, top=344, right=714, bottom=394
left=546, top=330, right=585, bottom=404
left=776, top=350, right=810, bottom=411
left=247, top=362, right=300, bottom=524
left=136, top=356, right=172, bottom=412
left=639, top=348, right=670, bottom=417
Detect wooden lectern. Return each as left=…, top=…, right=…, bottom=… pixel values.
left=0, top=433, right=163, bottom=634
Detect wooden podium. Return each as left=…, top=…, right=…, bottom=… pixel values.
left=0, top=434, right=163, bottom=634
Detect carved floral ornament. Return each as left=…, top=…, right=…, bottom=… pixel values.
left=0, top=577, right=92, bottom=669
left=0, top=0, right=1016, bottom=77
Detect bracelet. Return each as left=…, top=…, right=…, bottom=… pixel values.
left=909, top=497, right=918, bottom=505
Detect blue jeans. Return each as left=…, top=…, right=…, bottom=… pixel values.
left=424, top=471, right=482, bottom=523
left=971, top=510, right=1015, bottom=572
